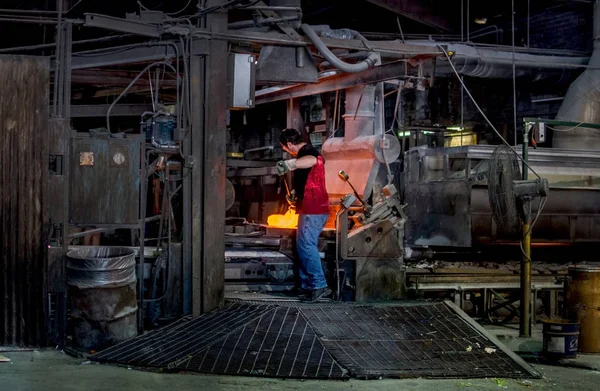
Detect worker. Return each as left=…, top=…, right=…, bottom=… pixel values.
left=276, top=128, right=331, bottom=302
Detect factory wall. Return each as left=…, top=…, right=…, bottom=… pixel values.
left=527, top=4, right=592, bottom=52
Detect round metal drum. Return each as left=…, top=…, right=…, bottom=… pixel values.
left=67, top=247, right=138, bottom=351
left=566, top=265, right=600, bottom=353
left=226, top=179, right=235, bottom=211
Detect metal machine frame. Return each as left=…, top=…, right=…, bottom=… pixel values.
left=404, top=145, right=600, bottom=248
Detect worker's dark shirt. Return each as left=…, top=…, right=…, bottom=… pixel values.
left=294, top=145, right=329, bottom=215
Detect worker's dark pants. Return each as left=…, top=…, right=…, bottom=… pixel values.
left=296, top=214, right=328, bottom=290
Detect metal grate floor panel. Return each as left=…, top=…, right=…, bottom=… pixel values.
left=92, top=304, right=272, bottom=367
left=176, top=307, right=347, bottom=378
left=92, top=301, right=537, bottom=380
left=301, top=303, right=533, bottom=379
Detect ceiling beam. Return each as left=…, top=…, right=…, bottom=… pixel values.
left=365, top=0, right=452, bottom=32
left=70, top=70, right=177, bottom=87
left=255, top=59, right=421, bottom=105
left=71, top=104, right=154, bottom=118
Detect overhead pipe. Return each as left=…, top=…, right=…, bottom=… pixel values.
left=0, top=8, right=58, bottom=14
left=301, top=24, right=378, bottom=73
left=269, top=0, right=302, bottom=28
left=228, top=15, right=301, bottom=29
left=241, top=6, right=302, bottom=13
left=407, top=41, right=589, bottom=79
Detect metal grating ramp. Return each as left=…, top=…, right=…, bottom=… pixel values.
left=92, top=304, right=272, bottom=367
left=176, top=307, right=347, bottom=378
left=92, top=301, right=538, bottom=380
left=301, top=302, right=534, bottom=379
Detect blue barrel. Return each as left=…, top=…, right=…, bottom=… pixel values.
left=542, top=319, right=579, bottom=359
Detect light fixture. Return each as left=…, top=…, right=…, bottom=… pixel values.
left=446, top=126, right=465, bottom=132
left=474, top=17, right=487, bottom=25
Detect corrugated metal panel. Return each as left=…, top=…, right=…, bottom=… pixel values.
left=0, top=56, right=49, bottom=346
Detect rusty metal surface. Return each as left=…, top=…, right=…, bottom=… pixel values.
left=567, top=267, right=600, bottom=353
left=405, top=181, right=472, bottom=247
left=0, top=56, right=49, bottom=346
left=70, top=134, right=142, bottom=225
left=405, top=145, right=600, bottom=247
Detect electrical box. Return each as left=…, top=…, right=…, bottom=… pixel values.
left=538, top=123, right=546, bottom=143
left=228, top=53, right=256, bottom=109
left=70, top=133, right=143, bottom=225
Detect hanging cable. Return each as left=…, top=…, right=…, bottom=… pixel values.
left=138, top=0, right=194, bottom=16
left=546, top=122, right=586, bottom=132
left=438, top=45, right=542, bottom=179
left=106, top=61, right=179, bottom=134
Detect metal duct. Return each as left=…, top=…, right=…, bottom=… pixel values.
left=322, top=85, right=400, bottom=200
left=553, top=0, right=600, bottom=150
left=301, top=24, right=379, bottom=73
left=403, top=41, right=589, bottom=79
left=344, top=85, right=376, bottom=140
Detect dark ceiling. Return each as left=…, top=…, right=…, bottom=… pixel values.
left=0, top=0, right=593, bottom=51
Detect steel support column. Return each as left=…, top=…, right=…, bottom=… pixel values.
left=188, top=0, right=228, bottom=316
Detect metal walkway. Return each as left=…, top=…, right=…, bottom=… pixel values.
left=92, top=301, right=538, bottom=380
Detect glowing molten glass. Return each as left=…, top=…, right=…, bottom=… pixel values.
left=267, top=209, right=299, bottom=228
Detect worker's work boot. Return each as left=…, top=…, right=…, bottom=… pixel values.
left=305, top=287, right=332, bottom=303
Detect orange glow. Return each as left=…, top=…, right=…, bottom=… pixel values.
left=267, top=209, right=299, bottom=228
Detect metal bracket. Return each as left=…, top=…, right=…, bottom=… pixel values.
left=184, top=156, right=196, bottom=168
left=84, top=13, right=162, bottom=38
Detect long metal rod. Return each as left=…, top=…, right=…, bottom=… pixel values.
left=520, top=126, right=532, bottom=338
left=64, top=22, right=73, bottom=121
left=0, top=35, right=131, bottom=54
left=0, top=8, right=58, bottom=14
left=52, top=0, right=63, bottom=117
left=527, top=0, right=531, bottom=47
left=461, top=0, right=464, bottom=42
left=512, top=0, right=518, bottom=146
left=138, top=147, right=147, bottom=334
left=0, top=17, right=64, bottom=24
left=521, top=219, right=532, bottom=337
left=67, top=216, right=162, bottom=239
left=467, top=0, right=470, bottom=41
left=241, top=5, right=302, bottom=12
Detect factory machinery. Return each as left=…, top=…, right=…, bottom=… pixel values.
left=225, top=83, right=409, bottom=301
left=225, top=61, right=600, bottom=326
left=54, top=1, right=600, bottom=338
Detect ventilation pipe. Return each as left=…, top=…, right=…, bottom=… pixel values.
left=406, top=41, right=589, bottom=79
left=301, top=24, right=379, bottom=73
left=553, top=0, right=600, bottom=150
left=322, top=85, right=400, bottom=200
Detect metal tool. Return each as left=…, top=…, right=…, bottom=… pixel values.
left=282, top=176, right=296, bottom=211
left=338, top=170, right=366, bottom=207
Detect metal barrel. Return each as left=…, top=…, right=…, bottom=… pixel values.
left=566, top=265, right=600, bottom=353
left=67, top=247, right=138, bottom=351
left=542, top=319, right=579, bottom=359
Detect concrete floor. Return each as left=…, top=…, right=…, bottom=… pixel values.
left=2, top=325, right=600, bottom=391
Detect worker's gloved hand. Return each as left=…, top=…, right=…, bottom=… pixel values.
left=286, top=189, right=297, bottom=209
left=276, top=159, right=297, bottom=176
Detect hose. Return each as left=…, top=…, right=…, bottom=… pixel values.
left=300, top=24, right=378, bottom=73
